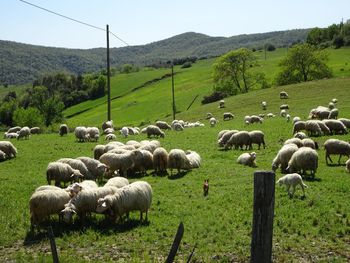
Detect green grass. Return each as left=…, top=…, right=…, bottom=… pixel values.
left=1, top=77, right=350, bottom=262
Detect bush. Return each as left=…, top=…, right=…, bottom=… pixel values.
left=13, top=107, right=44, bottom=127
left=333, top=35, right=344, bottom=49
left=201, top=91, right=227, bottom=105
left=0, top=100, right=17, bottom=126
left=266, top=43, right=276, bottom=51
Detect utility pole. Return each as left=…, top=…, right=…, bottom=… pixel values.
left=171, top=64, right=176, bottom=120
left=106, top=24, right=111, bottom=121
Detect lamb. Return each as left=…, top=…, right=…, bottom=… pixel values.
left=261, top=101, right=267, bottom=110
left=286, top=147, right=318, bottom=177
left=272, top=143, right=299, bottom=173
left=59, top=124, right=69, bottom=136
left=323, top=119, right=348, bottom=135
left=209, top=117, right=218, bottom=127
left=0, top=150, right=6, bottom=161
left=237, top=152, right=257, bottom=167
left=338, top=118, right=350, bottom=129
left=346, top=159, right=350, bottom=173
left=93, top=144, right=106, bottom=159
left=328, top=108, right=338, bottom=119
left=60, top=186, right=118, bottom=223
left=280, top=91, right=288, bottom=99
left=76, top=157, right=107, bottom=182
left=3, top=132, right=19, bottom=139
left=305, top=120, right=322, bottom=137
left=130, top=149, right=154, bottom=175
left=104, top=177, right=129, bottom=188
left=225, top=131, right=251, bottom=150
left=153, top=147, right=168, bottom=173
left=294, top=132, right=308, bottom=140
left=248, top=130, right=266, bottom=150
left=74, top=126, right=89, bottom=142
left=223, top=112, right=234, bottom=121
left=46, top=162, right=84, bottom=187
left=57, top=158, right=92, bottom=179
left=17, top=126, right=30, bottom=140
left=102, top=120, right=113, bottom=131
left=96, top=181, right=152, bottom=222
left=276, top=173, right=308, bottom=197
left=185, top=150, right=201, bottom=168
left=284, top=138, right=303, bottom=148
left=144, top=125, right=165, bottom=138
left=292, top=121, right=306, bottom=134
left=99, top=152, right=134, bottom=177
left=324, top=139, right=350, bottom=165
left=301, top=138, right=318, bottom=149
left=120, top=127, right=129, bottom=138
left=0, top=141, right=17, bottom=158
left=30, top=127, right=41, bottom=134
left=155, top=121, right=172, bottom=130
left=29, top=188, right=71, bottom=229
left=7, top=126, right=21, bottom=133
left=87, top=127, right=100, bottom=142
left=168, top=149, right=192, bottom=174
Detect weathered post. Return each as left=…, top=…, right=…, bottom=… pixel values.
left=250, top=171, right=275, bottom=263
left=47, top=226, right=59, bottom=263
left=166, top=222, right=184, bottom=263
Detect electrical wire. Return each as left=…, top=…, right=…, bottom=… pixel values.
left=18, top=0, right=129, bottom=46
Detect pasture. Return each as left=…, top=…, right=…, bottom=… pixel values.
left=1, top=77, right=350, bottom=262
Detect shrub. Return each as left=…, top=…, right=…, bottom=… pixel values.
left=13, top=107, right=44, bottom=127
left=201, top=91, right=227, bottom=105
left=266, top=43, right=276, bottom=51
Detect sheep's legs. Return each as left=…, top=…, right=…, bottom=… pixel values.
left=326, top=154, right=333, bottom=165
left=300, top=183, right=305, bottom=196
left=338, top=154, right=342, bottom=165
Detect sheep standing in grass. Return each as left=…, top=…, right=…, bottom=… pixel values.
left=17, top=126, right=30, bottom=140
left=87, top=127, right=100, bottom=142
left=102, top=120, right=113, bottom=131
left=96, top=181, right=152, bottom=222
left=75, top=126, right=89, bottom=142
left=323, top=119, right=348, bottom=135
left=338, top=118, right=350, bottom=129
left=30, top=127, right=41, bottom=134
left=250, top=115, right=263, bottom=124
left=76, top=157, right=107, bottom=182
left=248, top=130, right=266, bottom=150
left=168, top=149, right=192, bottom=174
left=99, top=152, right=134, bottom=177
left=209, top=117, right=218, bottom=127
left=293, top=117, right=301, bottom=124
left=7, top=126, right=21, bottom=133
left=59, top=124, right=69, bottom=136
left=225, top=131, right=251, bottom=150
left=67, top=180, right=99, bottom=197
left=261, top=101, right=267, bottom=110
left=272, top=143, right=299, bottom=173
left=93, top=144, right=106, bottom=159
left=186, top=150, right=201, bottom=168
left=305, top=120, right=322, bottom=137
left=120, top=127, right=129, bottom=138
left=3, top=132, right=19, bottom=139
left=324, top=139, right=350, bottom=165
left=172, top=122, right=184, bottom=131
left=46, top=162, right=84, bottom=187
left=328, top=108, right=338, bottom=119
left=284, top=138, right=303, bottom=148
left=29, top=188, right=71, bottom=229
left=346, top=159, right=350, bottom=172
left=280, top=109, right=287, bottom=118
left=237, top=152, right=257, bottom=167
left=301, top=138, right=318, bottom=149
left=155, top=121, right=172, bottom=130
left=153, top=147, right=168, bottom=174
left=223, top=112, right=234, bottom=121
left=105, top=134, right=117, bottom=141
left=315, top=120, right=331, bottom=135
left=292, top=121, right=306, bottom=134
left=286, top=147, right=318, bottom=177
left=277, top=173, right=308, bottom=197
left=0, top=141, right=17, bottom=158
left=104, top=128, right=115, bottom=135
left=280, top=91, right=288, bottom=99
left=57, top=158, right=92, bottom=179
left=218, top=130, right=238, bottom=147
left=217, top=130, right=230, bottom=141
left=130, top=149, right=154, bottom=175
left=143, top=125, right=165, bottom=138
left=104, top=177, right=129, bottom=188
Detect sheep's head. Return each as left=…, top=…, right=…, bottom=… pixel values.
left=97, top=163, right=107, bottom=176
left=96, top=197, right=112, bottom=213
left=60, top=206, right=76, bottom=223
left=160, top=132, right=165, bottom=138
left=67, top=183, right=83, bottom=197
left=71, top=170, right=84, bottom=182
left=250, top=152, right=257, bottom=160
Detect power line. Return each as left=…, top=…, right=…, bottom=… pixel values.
left=18, top=0, right=129, bottom=46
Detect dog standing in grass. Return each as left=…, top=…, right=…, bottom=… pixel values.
left=203, top=179, right=209, bottom=196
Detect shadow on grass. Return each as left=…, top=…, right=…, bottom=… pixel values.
left=303, top=176, right=322, bottom=182
left=167, top=171, right=189, bottom=180
left=23, top=217, right=148, bottom=246
left=150, top=170, right=169, bottom=177
left=326, top=163, right=346, bottom=167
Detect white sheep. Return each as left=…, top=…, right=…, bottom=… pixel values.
left=206, top=113, right=213, bottom=119
left=237, top=152, right=257, bottom=167
left=155, top=121, right=172, bottom=130
left=167, top=149, right=192, bottom=174
left=93, top=144, right=106, bottom=160
left=96, top=181, right=152, bottom=222
left=120, top=127, right=129, bottom=138
left=138, top=140, right=160, bottom=153
left=323, top=119, right=348, bottom=135
left=266, top=113, right=275, bottom=118
left=87, top=127, right=100, bottom=142
left=217, top=130, right=238, bottom=147
left=30, top=127, right=41, bottom=134
left=104, top=177, right=129, bottom=188
left=17, top=126, right=30, bottom=140
left=248, top=130, right=266, bottom=150
left=99, top=152, right=134, bottom=177
left=292, top=121, right=306, bottom=134
left=127, top=127, right=139, bottom=135
left=209, top=117, right=218, bottom=127
left=144, top=125, right=165, bottom=138
left=338, top=118, right=350, bottom=129
left=59, top=124, right=69, bottom=136
left=218, top=99, right=225, bottom=108
left=223, top=112, right=234, bottom=121
left=76, top=157, right=107, bottom=182
left=29, top=188, right=71, bottom=229
left=74, top=126, right=89, bottom=142
left=301, top=138, right=318, bottom=149
left=280, top=109, right=287, bottom=118
left=225, top=131, right=251, bottom=150
left=315, top=120, right=331, bottom=135
left=104, top=128, right=115, bottom=135
left=217, top=130, right=230, bottom=141
left=153, top=147, right=168, bottom=174
left=286, top=147, right=318, bottom=177
left=185, top=150, right=201, bottom=168
left=286, top=114, right=291, bottom=122
left=272, top=143, right=299, bottom=173
left=130, top=149, right=154, bottom=175
left=57, top=158, right=92, bottom=179
left=67, top=180, right=99, bottom=197
left=172, top=122, right=184, bottom=131
left=0, top=141, right=17, bottom=158
left=284, top=138, right=303, bottom=148
left=0, top=150, right=7, bottom=161
left=46, top=162, right=84, bottom=187
left=277, top=173, right=308, bottom=197
left=328, top=102, right=335, bottom=110
left=261, top=101, right=267, bottom=110
left=105, top=133, right=117, bottom=141
left=324, top=139, right=350, bottom=165
left=102, top=120, right=114, bottom=131
left=294, top=132, right=308, bottom=140
left=3, top=132, right=19, bottom=139
left=328, top=108, right=338, bottom=119
left=292, top=116, right=301, bottom=124
left=280, top=91, right=288, bottom=99
left=7, top=126, right=21, bottom=133
left=305, top=120, right=322, bottom=137
left=250, top=115, right=263, bottom=124
left=331, top=98, right=338, bottom=104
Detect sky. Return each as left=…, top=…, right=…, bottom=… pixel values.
left=1, top=0, right=349, bottom=49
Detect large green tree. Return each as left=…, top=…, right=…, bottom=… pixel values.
left=213, top=48, right=266, bottom=94
left=276, top=43, right=333, bottom=85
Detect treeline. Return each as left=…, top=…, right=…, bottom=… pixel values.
left=0, top=72, right=106, bottom=128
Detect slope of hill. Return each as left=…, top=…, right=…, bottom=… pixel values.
left=0, top=29, right=309, bottom=84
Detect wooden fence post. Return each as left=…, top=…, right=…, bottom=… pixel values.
left=250, top=171, right=275, bottom=263
left=166, top=222, right=184, bottom=263
left=47, top=226, right=59, bottom=263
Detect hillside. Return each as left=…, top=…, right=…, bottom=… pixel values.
left=0, top=29, right=309, bottom=84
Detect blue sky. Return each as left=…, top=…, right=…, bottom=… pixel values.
left=1, top=0, right=349, bottom=49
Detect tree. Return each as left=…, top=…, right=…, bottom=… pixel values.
left=13, top=107, right=44, bottom=127
left=276, top=43, right=333, bottom=85
left=213, top=48, right=266, bottom=94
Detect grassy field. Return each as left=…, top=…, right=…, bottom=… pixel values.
left=1, top=77, right=350, bottom=262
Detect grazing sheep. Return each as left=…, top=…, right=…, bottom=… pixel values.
left=17, top=126, right=30, bottom=140
left=218, top=99, right=225, bottom=108
left=29, top=188, right=71, bottom=229
left=250, top=115, right=263, bottom=124
left=225, top=131, right=251, bottom=150
left=93, top=144, right=106, bottom=160
left=338, top=118, right=350, bottom=129
left=130, top=149, right=154, bottom=175
left=172, top=122, right=184, bottom=131
left=280, top=104, right=289, bottom=110
left=128, top=127, right=139, bottom=135
left=76, top=157, right=107, bottom=182
left=280, top=91, right=288, bottom=99
left=168, top=149, right=192, bottom=174
left=217, top=130, right=230, bottom=141
left=292, top=121, right=306, bottom=134
left=96, top=181, right=152, bottom=222
left=126, top=140, right=142, bottom=148
left=328, top=102, right=335, bottom=110
left=46, top=162, right=84, bottom=187
left=328, top=108, right=338, bottom=119
left=87, top=127, right=100, bottom=142
left=155, top=121, right=172, bottom=130
left=237, top=152, right=257, bottom=167
left=104, top=177, right=129, bottom=188
left=67, top=180, right=99, bottom=197
left=286, top=147, right=318, bottom=177
left=305, top=120, right=322, bottom=137
left=209, top=117, right=218, bottom=127
left=286, top=114, right=291, bottom=122
left=0, top=150, right=6, bottom=161
left=75, top=126, right=89, bottom=142
left=218, top=130, right=239, bottom=147
left=223, top=112, right=234, bottom=121
left=153, top=147, right=168, bottom=173
left=310, top=106, right=330, bottom=120
left=346, top=159, right=350, bottom=172
left=244, top=115, right=252, bottom=125
left=280, top=109, right=287, bottom=118
left=59, top=124, right=69, bottom=136
left=323, top=119, right=348, bottom=135
left=324, top=139, right=350, bottom=165
left=249, top=130, right=266, bottom=150
left=206, top=113, right=213, bottom=119
left=3, top=132, right=19, bottom=139
left=0, top=141, right=17, bottom=158
left=266, top=113, right=275, bottom=118
left=61, top=186, right=118, bottom=223
left=30, top=127, right=41, bottom=134
left=7, top=126, right=21, bottom=133
left=104, top=128, right=115, bottom=135
left=277, top=173, right=308, bottom=197
left=294, top=132, right=308, bottom=140
left=143, top=125, right=165, bottom=138
left=315, top=120, right=331, bottom=135
left=332, top=98, right=338, bottom=104
left=301, top=138, right=318, bottom=149
left=99, top=152, right=134, bottom=177
left=120, top=127, right=129, bottom=138
left=272, top=143, right=299, bottom=173
left=105, top=134, right=117, bottom=141
left=102, top=120, right=113, bottom=131
left=293, top=117, right=301, bottom=124
left=185, top=150, right=201, bottom=168
left=284, top=138, right=303, bottom=148
left=261, top=101, right=267, bottom=110
left=57, top=158, right=92, bottom=179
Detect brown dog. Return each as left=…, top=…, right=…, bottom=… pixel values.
left=203, top=179, right=209, bottom=196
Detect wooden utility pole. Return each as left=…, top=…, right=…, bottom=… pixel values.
left=250, top=171, right=275, bottom=263
left=106, top=24, right=111, bottom=121
left=171, top=64, right=176, bottom=120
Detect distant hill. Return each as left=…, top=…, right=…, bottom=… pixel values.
left=0, top=29, right=310, bottom=84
